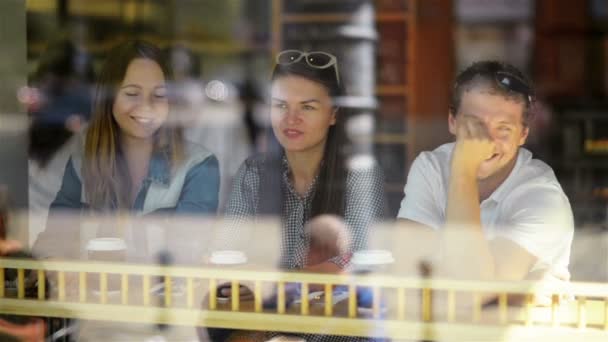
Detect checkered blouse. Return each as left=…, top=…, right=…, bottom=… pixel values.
left=219, top=154, right=386, bottom=342
left=221, top=154, right=386, bottom=270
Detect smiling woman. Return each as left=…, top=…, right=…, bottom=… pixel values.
left=33, top=41, right=220, bottom=259
left=112, top=58, right=169, bottom=142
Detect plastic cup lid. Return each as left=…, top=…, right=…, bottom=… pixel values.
left=210, top=250, right=248, bottom=265
left=86, top=238, right=127, bottom=251
left=351, top=249, right=395, bottom=266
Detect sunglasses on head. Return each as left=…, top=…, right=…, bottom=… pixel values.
left=275, top=49, right=340, bottom=85
left=494, top=71, right=533, bottom=105
left=457, top=70, right=533, bottom=105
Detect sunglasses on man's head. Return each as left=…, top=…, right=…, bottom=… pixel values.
left=275, top=49, right=340, bottom=85
left=494, top=71, right=533, bottom=104
left=456, top=70, right=533, bottom=105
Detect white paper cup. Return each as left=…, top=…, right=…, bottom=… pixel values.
left=86, top=238, right=127, bottom=262
left=209, top=250, right=248, bottom=303
left=209, top=250, right=248, bottom=266
left=350, top=249, right=395, bottom=273
left=86, top=238, right=127, bottom=295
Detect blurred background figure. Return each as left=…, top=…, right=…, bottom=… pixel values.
left=237, top=51, right=268, bottom=154
left=27, top=38, right=94, bottom=247
left=166, top=44, right=252, bottom=209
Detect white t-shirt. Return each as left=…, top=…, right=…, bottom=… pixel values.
left=397, top=142, right=574, bottom=274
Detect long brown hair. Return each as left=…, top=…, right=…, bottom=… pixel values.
left=83, top=40, right=184, bottom=210
left=259, top=53, right=347, bottom=218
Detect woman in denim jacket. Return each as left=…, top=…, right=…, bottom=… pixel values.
left=33, top=41, right=219, bottom=259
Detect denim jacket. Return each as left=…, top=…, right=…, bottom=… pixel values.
left=33, top=136, right=219, bottom=258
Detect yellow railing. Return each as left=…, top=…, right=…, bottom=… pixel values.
left=1, top=258, right=607, bottom=341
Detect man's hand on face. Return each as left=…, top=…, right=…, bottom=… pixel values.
left=451, top=114, right=496, bottom=177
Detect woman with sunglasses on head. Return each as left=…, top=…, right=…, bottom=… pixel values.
left=33, top=40, right=220, bottom=259
left=211, top=50, right=386, bottom=342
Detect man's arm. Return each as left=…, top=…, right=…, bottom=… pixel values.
left=397, top=154, right=444, bottom=229
left=442, top=115, right=536, bottom=281
left=489, top=237, right=537, bottom=280
left=443, top=163, right=498, bottom=280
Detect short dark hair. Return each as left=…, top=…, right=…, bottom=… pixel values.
left=450, top=61, right=534, bottom=126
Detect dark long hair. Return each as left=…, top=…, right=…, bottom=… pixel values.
left=258, top=55, right=348, bottom=218
left=83, top=40, right=184, bottom=210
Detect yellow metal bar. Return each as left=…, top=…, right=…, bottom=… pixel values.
left=397, top=287, right=406, bottom=320
left=208, top=279, right=217, bottom=310
left=231, top=279, right=239, bottom=311
left=499, top=293, right=508, bottom=324
left=100, top=273, right=108, bottom=304
left=3, top=258, right=608, bottom=297
left=348, top=284, right=357, bottom=318
left=254, top=280, right=262, bottom=313
left=277, top=281, right=285, bottom=314
left=0, top=267, right=4, bottom=297
left=143, top=275, right=151, bottom=306
left=604, top=297, right=608, bottom=330
left=447, top=290, right=455, bottom=323
left=578, top=296, right=587, bottom=329
left=58, top=271, right=66, bottom=301
left=165, top=276, right=172, bottom=307
left=38, top=269, right=46, bottom=300
left=186, top=277, right=194, bottom=308
left=121, top=274, right=129, bottom=305
left=551, top=294, right=560, bottom=327
left=17, top=268, right=25, bottom=299
left=325, top=283, right=333, bottom=317
left=422, top=288, right=431, bottom=322
left=2, top=297, right=608, bottom=340
left=372, top=286, right=381, bottom=319
left=525, top=294, right=534, bottom=326
left=79, top=272, right=86, bottom=302
left=472, top=293, right=481, bottom=323
left=301, top=282, right=309, bottom=316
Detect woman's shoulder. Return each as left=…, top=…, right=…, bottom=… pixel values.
left=232, top=152, right=279, bottom=183
left=242, top=153, right=270, bottom=169
left=345, top=158, right=385, bottom=180
left=344, top=158, right=386, bottom=194
left=182, top=140, right=216, bottom=163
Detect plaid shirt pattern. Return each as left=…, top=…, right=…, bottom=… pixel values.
left=220, top=154, right=386, bottom=341
left=222, top=155, right=385, bottom=270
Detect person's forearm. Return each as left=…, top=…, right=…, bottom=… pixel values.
left=446, top=165, right=481, bottom=225
left=304, top=260, right=342, bottom=273
left=443, top=167, right=495, bottom=280
left=303, top=261, right=343, bottom=292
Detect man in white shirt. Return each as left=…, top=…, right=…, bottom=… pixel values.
left=398, top=61, right=574, bottom=285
